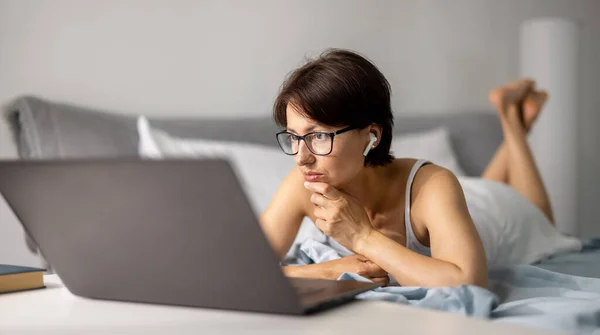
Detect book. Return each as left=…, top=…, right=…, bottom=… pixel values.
left=0, top=264, right=46, bottom=294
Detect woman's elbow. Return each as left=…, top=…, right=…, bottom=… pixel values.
left=460, top=270, right=488, bottom=289
left=443, top=262, right=488, bottom=289
left=427, top=265, right=488, bottom=289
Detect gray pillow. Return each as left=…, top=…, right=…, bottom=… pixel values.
left=5, top=96, right=502, bottom=176
left=7, top=96, right=139, bottom=158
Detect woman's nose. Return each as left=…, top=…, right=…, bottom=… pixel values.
left=294, top=141, right=315, bottom=166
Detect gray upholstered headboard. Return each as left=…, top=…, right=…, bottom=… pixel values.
left=5, top=96, right=502, bottom=177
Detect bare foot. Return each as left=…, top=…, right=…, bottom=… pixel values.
left=522, top=90, right=548, bottom=132
left=489, top=78, right=535, bottom=126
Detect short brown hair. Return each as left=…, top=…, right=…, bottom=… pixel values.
left=273, top=49, right=394, bottom=167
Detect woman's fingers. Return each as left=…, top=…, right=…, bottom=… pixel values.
left=313, top=205, right=328, bottom=220
left=365, top=262, right=388, bottom=278
left=357, top=260, right=387, bottom=278
left=354, top=254, right=369, bottom=262
left=310, top=192, right=329, bottom=208
left=370, top=276, right=390, bottom=287
left=304, top=182, right=343, bottom=200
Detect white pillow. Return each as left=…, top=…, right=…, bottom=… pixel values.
left=459, top=177, right=582, bottom=267
left=391, top=127, right=466, bottom=176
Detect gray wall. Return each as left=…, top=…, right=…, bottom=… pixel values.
left=1, top=0, right=598, bottom=266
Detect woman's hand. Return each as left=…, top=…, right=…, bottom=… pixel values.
left=304, top=181, right=374, bottom=252
left=283, top=255, right=390, bottom=286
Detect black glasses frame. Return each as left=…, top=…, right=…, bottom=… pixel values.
left=275, top=125, right=360, bottom=156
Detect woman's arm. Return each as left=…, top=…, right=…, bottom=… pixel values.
left=259, top=168, right=309, bottom=260
left=282, top=255, right=390, bottom=285
left=356, top=167, right=488, bottom=288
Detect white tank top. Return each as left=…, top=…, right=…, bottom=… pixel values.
left=404, top=159, right=432, bottom=257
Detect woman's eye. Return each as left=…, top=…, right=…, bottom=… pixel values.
left=290, top=134, right=299, bottom=141
left=314, top=133, right=328, bottom=141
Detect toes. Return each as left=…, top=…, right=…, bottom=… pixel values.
left=519, top=78, right=536, bottom=88
left=489, top=78, right=536, bottom=109
left=516, top=78, right=536, bottom=101
left=524, top=90, right=548, bottom=108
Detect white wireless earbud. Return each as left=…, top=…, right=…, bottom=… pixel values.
left=363, top=133, right=377, bottom=156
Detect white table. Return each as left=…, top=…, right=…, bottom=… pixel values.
left=0, top=275, right=554, bottom=335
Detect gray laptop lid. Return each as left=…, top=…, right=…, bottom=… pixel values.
left=0, top=159, right=303, bottom=314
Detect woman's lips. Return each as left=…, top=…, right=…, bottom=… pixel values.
left=304, top=174, right=323, bottom=182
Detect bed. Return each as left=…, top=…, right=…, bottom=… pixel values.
left=2, top=96, right=600, bottom=334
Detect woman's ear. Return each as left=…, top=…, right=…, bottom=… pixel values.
left=363, top=125, right=383, bottom=156
left=368, top=125, right=383, bottom=148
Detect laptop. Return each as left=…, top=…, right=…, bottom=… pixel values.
left=0, top=158, right=380, bottom=315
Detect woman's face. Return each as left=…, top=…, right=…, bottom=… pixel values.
left=285, top=104, right=375, bottom=188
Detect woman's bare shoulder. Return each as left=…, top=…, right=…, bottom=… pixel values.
left=259, top=167, right=313, bottom=259
left=262, top=167, right=311, bottom=218
left=411, top=163, right=459, bottom=198
left=409, top=163, right=464, bottom=217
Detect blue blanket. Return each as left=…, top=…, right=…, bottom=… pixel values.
left=289, top=238, right=600, bottom=334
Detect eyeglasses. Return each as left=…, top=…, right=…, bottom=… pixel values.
left=275, top=125, right=360, bottom=156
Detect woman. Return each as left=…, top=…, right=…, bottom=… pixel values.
left=259, top=49, right=553, bottom=289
